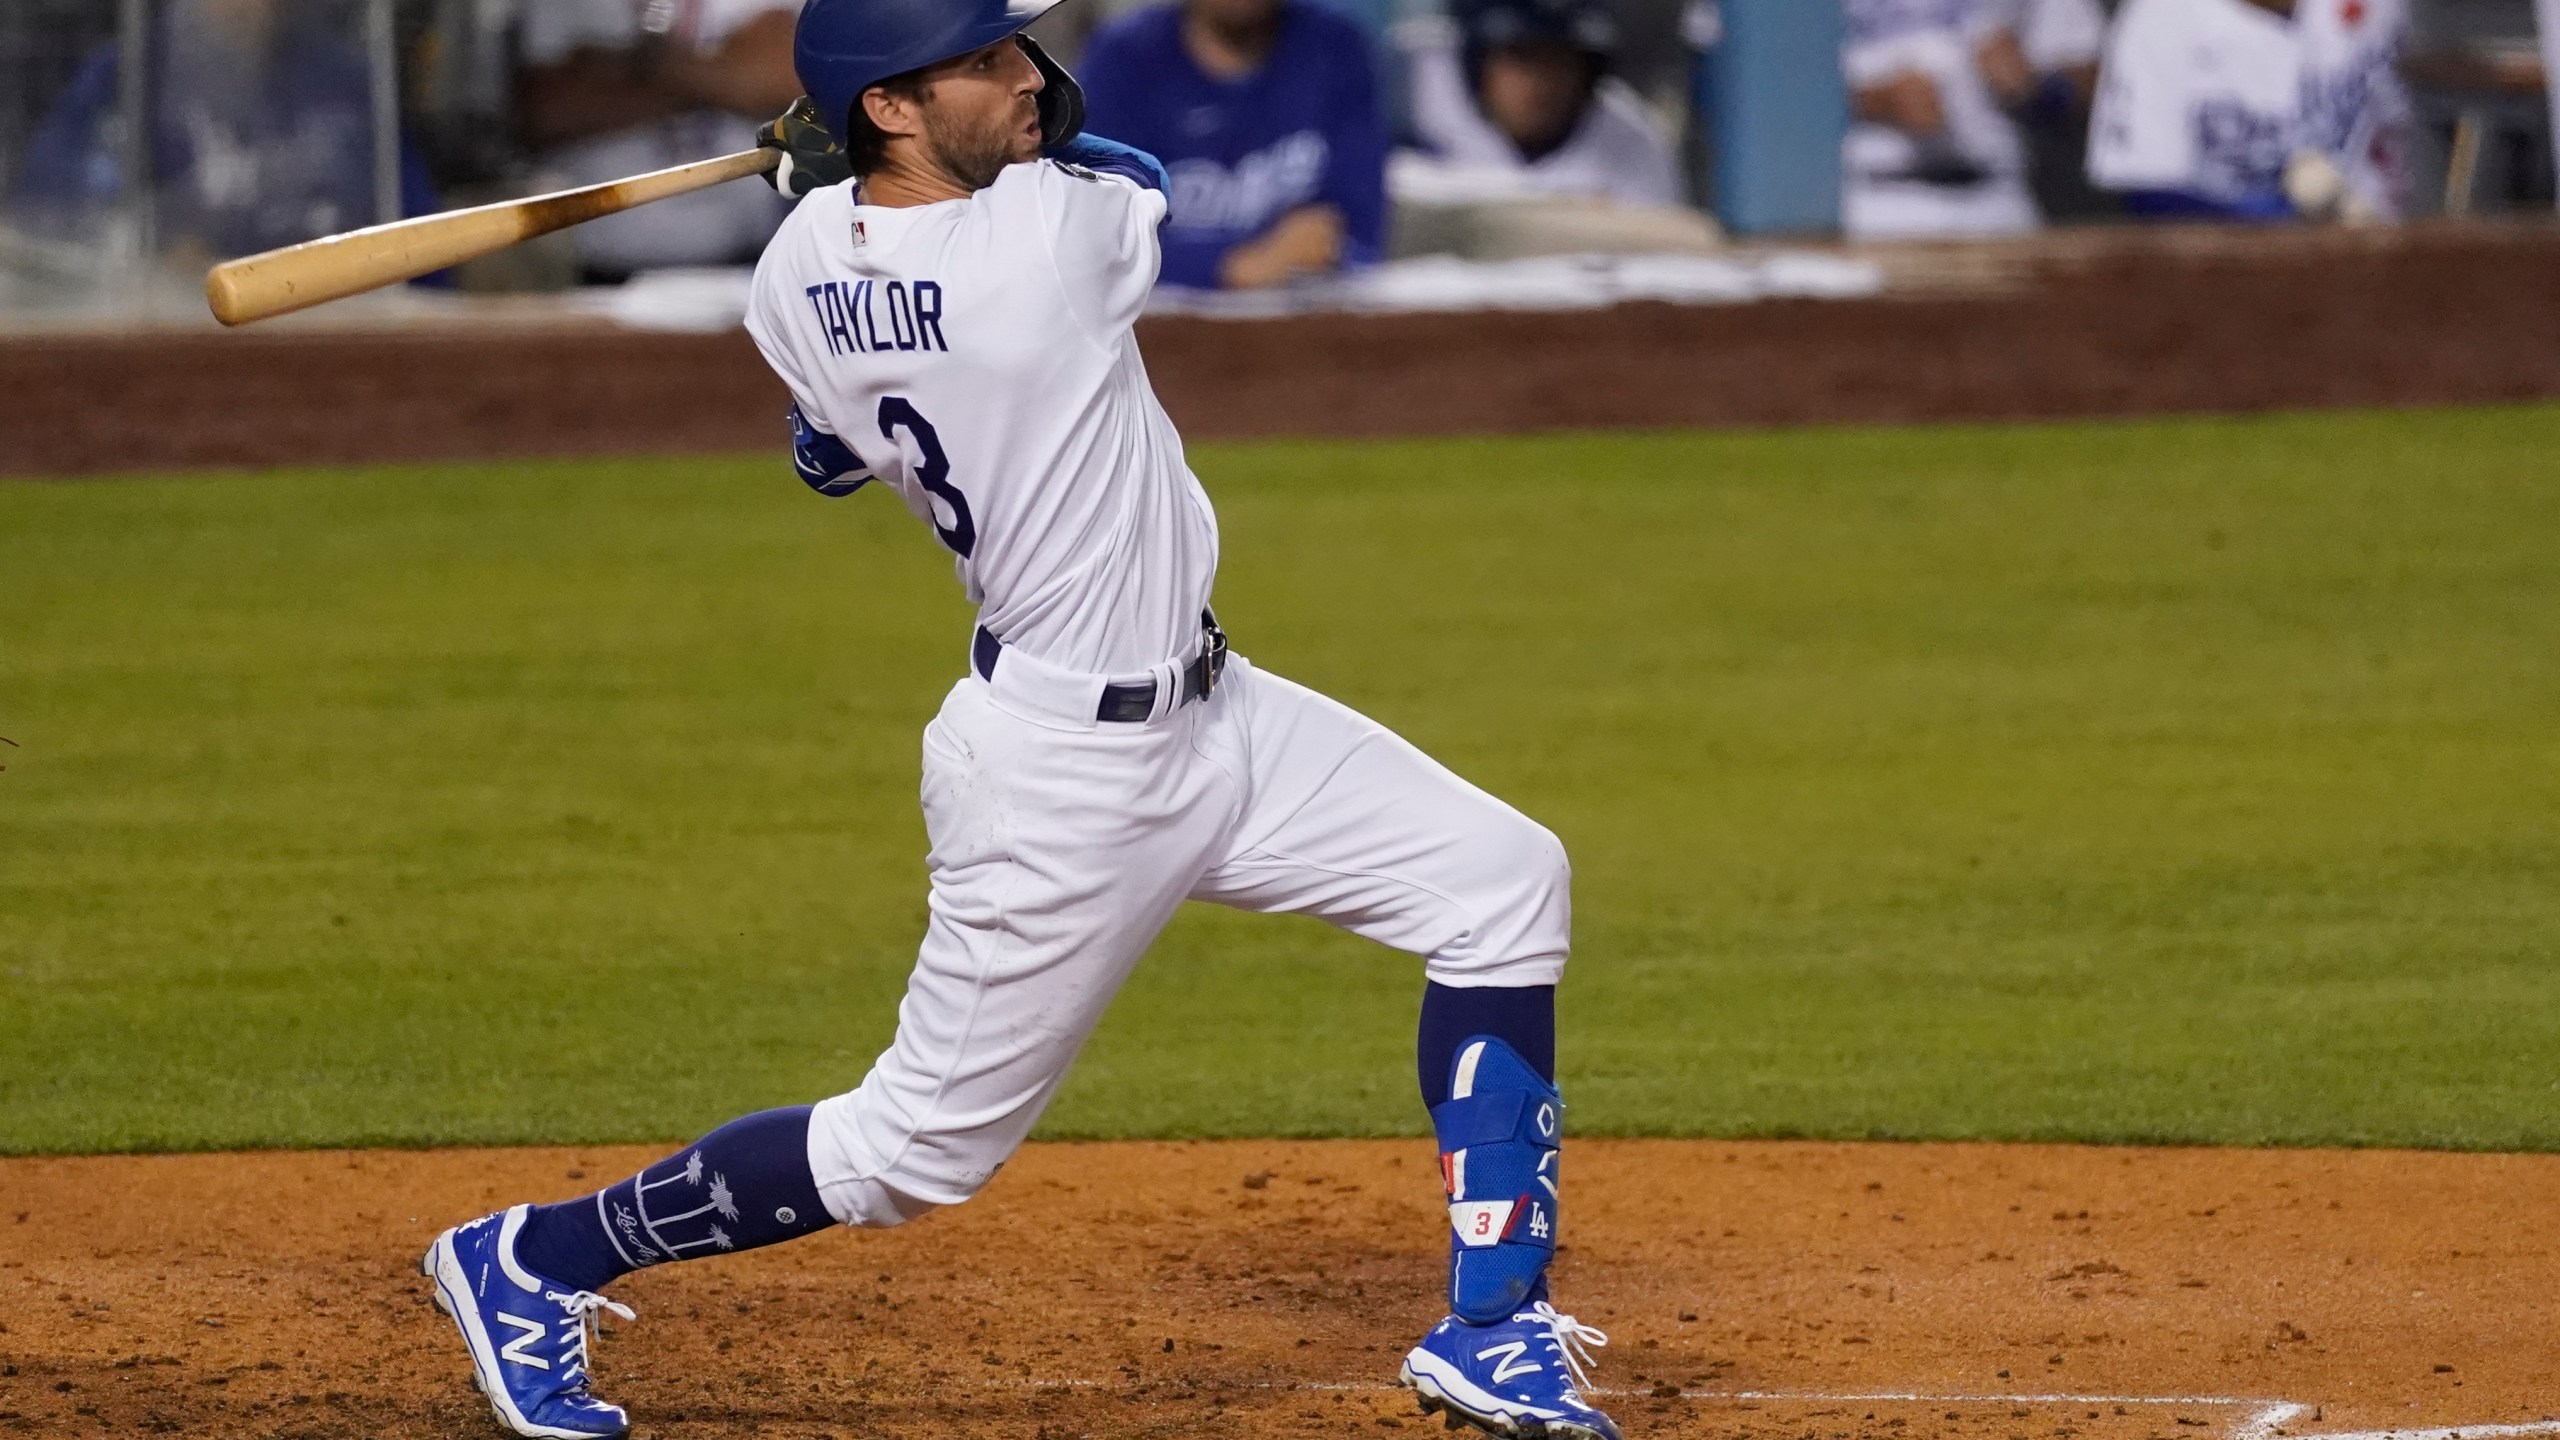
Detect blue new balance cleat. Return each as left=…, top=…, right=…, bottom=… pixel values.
left=422, top=1205, right=637, bottom=1439
left=1400, top=1302, right=1623, bottom=1440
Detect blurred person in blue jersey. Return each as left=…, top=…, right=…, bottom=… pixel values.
left=1400, top=0, right=1684, bottom=206
left=1077, top=0, right=1390, bottom=290
left=7, top=0, right=439, bottom=260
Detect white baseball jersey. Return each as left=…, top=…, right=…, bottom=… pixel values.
left=740, top=159, right=1572, bottom=1230
left=2089, top=0, right=2408, bottom=215
left=1979, top=0, right=2108, bottom=72
left=746, top=161, right=1217, bottom=677
left=2291, top=0, right=2410, bottom=218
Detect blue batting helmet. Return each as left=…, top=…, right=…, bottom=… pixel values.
left=1457, top=0, right=1619, bottom=63
left=796, top=0, right=1066, bottom=143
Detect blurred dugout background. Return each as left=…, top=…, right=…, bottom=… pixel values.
left=0, top=0, right=2551, bottom=324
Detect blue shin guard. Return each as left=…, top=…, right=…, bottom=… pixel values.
left=1431, top=1035, right=1560, bottom=1325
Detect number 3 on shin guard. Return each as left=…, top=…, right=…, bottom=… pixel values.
left=1430, top=1036, right=1561, bottom=1324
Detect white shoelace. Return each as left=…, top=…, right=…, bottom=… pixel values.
left=1525, top=1302, right=1609, bottom=1390
left=546, top=1291, right=637, bottom=1385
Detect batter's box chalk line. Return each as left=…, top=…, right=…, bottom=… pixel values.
left=994, top=1379, right=2558, bottom=1440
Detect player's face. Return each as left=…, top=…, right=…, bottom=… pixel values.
left=913, top=39, right=1046, bottom=192
left=1478, top=41, right=1593, bottom=155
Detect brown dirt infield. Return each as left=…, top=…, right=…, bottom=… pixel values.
left=2, top=1140, right=2552, bottom=1440
left=7, top=220, right=2560, bottom=478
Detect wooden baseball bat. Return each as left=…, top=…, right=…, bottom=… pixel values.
left=205, top=147, right=781, bottom=327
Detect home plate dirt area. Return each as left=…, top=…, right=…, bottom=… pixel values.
left=2, top=1140, right=2552, bottom=1440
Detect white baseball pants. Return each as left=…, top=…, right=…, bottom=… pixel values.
left=807, top=651, right=1571, bottom=1228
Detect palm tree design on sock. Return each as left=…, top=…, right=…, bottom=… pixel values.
left=634, top=1151, right=744, bottom=1257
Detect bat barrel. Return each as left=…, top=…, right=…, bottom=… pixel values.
left=206, top=148, right=779, bottom=327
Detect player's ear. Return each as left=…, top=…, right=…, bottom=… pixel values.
left=860, top=84, right=924, bottom=142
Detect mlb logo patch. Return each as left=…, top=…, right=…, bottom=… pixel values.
left=851, top=219, right=868, bottom=248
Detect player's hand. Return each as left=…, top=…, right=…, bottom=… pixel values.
left=1219, top=206, right=1345, bottom=290
left=1974, top=30, right=2034, bottom=108
left=1019, top=34, right=1086, bottom=149
left=1854, top=71, right=1948, bottom=139
left=759, top=95, right=854, bottom=199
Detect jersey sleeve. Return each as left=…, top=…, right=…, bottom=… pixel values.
left=2085, top=0, right=2196, bottom=191
left=743, top=232, right=876, bottom=497
left=2021, top=0, right=2108, bottom=70
left=1011, top=156, right=1170, bottom=344
left=744, top=256, right=824, bottom=418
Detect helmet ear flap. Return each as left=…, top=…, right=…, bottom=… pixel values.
left=1017, top=33, right=1086, bottom=149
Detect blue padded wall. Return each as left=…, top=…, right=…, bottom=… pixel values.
left=1695, top=0, right=1847, bottom=235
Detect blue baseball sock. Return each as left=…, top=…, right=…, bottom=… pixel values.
left=1418, top=981, right=1554, bottom=1107
left=511, top=1105, right=834, bottom=1293
left=1418, top=981, right=1557, bottom=1317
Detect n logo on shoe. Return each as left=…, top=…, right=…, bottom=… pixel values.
left=496, top=1313, right=551, bottom=1369
left=1475, top=1339, right=1539, bottom=1384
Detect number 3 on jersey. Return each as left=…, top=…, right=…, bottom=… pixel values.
left=879, top=396, right=974, bottom=557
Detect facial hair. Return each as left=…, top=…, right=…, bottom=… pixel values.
left=921, top=93, right=1033, bottom=193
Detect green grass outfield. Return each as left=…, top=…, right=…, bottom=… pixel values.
left=4, top=407, right=2557, bottom=1155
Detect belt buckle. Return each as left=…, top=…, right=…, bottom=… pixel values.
left=1199, top=618, right=1229, bottom=698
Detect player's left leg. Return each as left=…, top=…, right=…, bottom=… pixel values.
left=1185, top=658, right=1618, bottom=1440
left=419, top=1108, right=835, bottom=1438
left=423, top=672, right=1230, bottom=1438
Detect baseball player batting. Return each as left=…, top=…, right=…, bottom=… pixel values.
left=416, top=2, right=1617, bottom=1437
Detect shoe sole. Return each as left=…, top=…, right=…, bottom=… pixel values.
left=1399, top=1348, right=1618, bottom=1440
left=421, top=1233, right=627, bottom=1440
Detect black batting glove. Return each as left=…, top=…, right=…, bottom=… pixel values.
left=759, top=96, right=854, bottom=199
left=1019, top=34, right=1086, bottom=150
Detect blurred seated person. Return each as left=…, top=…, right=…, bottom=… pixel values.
left=2086, top=0, right=2409, bottom=222
left=1973, top=0, right=2114, bottom=220
left=7, top=0, right=439, bottom=260
left=1077, top=0, right=1390, bottom=290
left=1399, top=0, right=1685, bottom=207
left=1843, top=0, right=2100, bottom=238
left=1971, top=0, right=2105, bottom=114
left=517, top=0, right=804, bottom=281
